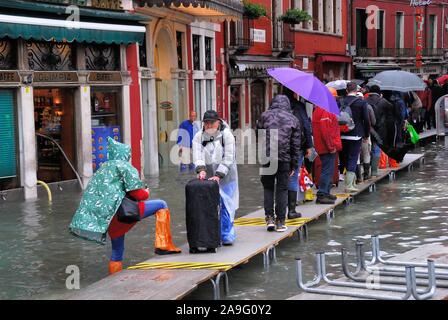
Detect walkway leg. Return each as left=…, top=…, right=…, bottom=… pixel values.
left=209, top=278, right=220, bottom=300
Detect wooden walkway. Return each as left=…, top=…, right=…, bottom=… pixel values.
left=67, top=127, right=438, bottom=300
left=288, top=243, right=448, bottom=300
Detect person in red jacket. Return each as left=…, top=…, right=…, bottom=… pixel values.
left=312, top=105, right=342, bottom=204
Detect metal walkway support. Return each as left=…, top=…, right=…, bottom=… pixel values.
left=262, top=245, right=277, bottom=269
left=210, top=271, right=229, bottom=300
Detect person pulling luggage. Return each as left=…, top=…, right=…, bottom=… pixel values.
left=193, top=110, right=239, bottom=246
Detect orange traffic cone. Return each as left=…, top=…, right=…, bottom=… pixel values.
left=379, top=151, right=388, bottom=169
left=108, top=261, right=123, bottom=275
left=154, top=208, right=182, bottom=255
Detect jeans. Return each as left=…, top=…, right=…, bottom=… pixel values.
left=261, top=161, right=290, bottom=221
left=340, top=139, right=363, bottom=173
left=288, top=153, right=304, bottom=192
left=110, top=199, right=168, bottom=262
left=317, top=153, right=336, bottom=197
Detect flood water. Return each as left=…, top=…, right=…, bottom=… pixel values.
left=1, top=139, right=448, bottom=300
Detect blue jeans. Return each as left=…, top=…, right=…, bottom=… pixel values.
left=371, top=142, right=381, bottom=158
left=341, top=139, right=362, bottom=173
left=317, top=153, right=336, bottom=197
left=288, top=155, right=304, bottom=192
left=220, top=199, right=235, bottom=244
left=111, top=199, right=168, bottom=261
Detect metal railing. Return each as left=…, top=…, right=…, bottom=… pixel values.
left=273, top=22, right=295, bottom=52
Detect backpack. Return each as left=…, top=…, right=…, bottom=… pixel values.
left=338, top=98, right=358, bottom=133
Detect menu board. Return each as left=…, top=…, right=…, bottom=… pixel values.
left=91, top=126, right=121, bottom=172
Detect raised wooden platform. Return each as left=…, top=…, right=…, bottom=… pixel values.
left=66, top=153, right=425, bottom=300
left=288, top=244, right=448, bottom=300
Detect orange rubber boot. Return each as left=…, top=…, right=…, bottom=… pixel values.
left=108, top=261, right=123, bottom=275
left=389, top=158, right=399, bottom=168
left=379, top=151, right=388, bottom=169
left=154, top=208, right=182, bottom=255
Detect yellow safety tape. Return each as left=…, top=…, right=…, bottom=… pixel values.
left=128, top=262, right=233, bottom=271
left=234, top=217, right=311, bottom=227
left=335, top=193, right=350, bottom=198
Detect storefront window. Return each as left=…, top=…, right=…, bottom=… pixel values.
left=0, top=38, right=17, bottom=70
left=85, top=44, right=120, bottom=71
left=26, top=41, right=76, bottom=71
left=34, top=88, right=77, bottom=183
left=90, top=87, right=122, bottom=172
left=194, top=80, right=202, bottom=116
left=139, top=37, right=148, bottom=68
left=206, top=79, right=213, bottom=110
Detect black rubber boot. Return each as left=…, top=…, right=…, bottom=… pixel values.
left=287, top=191, right=302, bottom=219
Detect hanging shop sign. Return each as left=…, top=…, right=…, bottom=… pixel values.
left=88, top=72, right=122, bottom=83
left=0, top=71, right=20, bottom=83
left=34, top=0, right=124, bottom=10
left=415, top=8, right=425, bottom=68
left=410, top=0, right=431, bottom=6
left=33, top=71, right=79, bottom=83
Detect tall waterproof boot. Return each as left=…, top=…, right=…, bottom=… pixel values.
left=154, top=208, right=182, bottom=255
left=379, top=151, right=388, bottom=169
left=371, top=156, right=380, bottom=177
left=345, top=172, right=359, bottom=193
left=108, top=261, right=123, bottom=275
left=363, top=163, right=371, bottom=180
left=356, top=165, right=364, bottom=183
left=287, top=190, right=302, bottom=219
left=389, top=157, right=399, bottom=168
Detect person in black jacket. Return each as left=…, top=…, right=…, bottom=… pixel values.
left=283, top=87, right=314, bottom=219
left=340, top=82, right=370, bottom=193
left=258, top=95, right=301, bottom=232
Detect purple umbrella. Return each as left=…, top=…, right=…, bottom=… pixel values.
left=267, top=67, right=340, bottom=115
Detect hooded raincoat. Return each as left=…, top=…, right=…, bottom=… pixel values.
left=192, top=121, right=239, bottom=244
left=69, top=137, right=144, bottom=244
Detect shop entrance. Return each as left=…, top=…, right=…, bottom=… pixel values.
left=155, top=29, right=177, bottom=168
left=34, top=88, right=77, bottom=183
left=250, top=80, right=266, bottom=129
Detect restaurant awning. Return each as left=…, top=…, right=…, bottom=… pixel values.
left=0, top=14, right=146, bottom=45
left=135, top=0, right=243, bottom=21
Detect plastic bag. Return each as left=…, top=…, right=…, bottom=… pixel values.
left=406, top=123, right=420, bottom=144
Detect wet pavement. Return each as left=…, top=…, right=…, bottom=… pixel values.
left=1, top=139, right=448, bottom=300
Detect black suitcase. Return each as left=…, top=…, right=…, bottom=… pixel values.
left=185, top=179, right=221, bottom=253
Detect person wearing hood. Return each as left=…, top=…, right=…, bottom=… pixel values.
left=193, top=110, right=239, bottom=246
left=69, top=137, right=181, bottom=275
left=257, top=95, right=301, bottom=232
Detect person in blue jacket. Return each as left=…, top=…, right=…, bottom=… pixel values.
left=177, top=111, right=200, bottom=172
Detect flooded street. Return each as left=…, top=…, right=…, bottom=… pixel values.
left=1, top=140, right=448, bottom=300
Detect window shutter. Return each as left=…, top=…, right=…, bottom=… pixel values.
left=0, top=90, right=17, bottom=179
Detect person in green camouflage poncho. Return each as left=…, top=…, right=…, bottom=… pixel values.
left=70, top=137, right=180, bottom=274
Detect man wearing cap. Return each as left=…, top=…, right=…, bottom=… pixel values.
left=192, top=110, right=239, bottom=245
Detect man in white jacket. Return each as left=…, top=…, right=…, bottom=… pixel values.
left=193, top=110, right=239, bottom=245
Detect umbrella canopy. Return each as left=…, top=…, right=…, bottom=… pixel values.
left=326, top=80, right=347, bottom=90
left=370, top=70, right=426, bottom=92
left=437, top=75, right=448, bottom=86
left=267, top=67, right=339, bottom=115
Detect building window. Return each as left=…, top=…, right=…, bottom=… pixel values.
left=194, top=80, right=202, bottom=115
left=0, top=38, right=17, bottom=70
left=429, top=15, right=437, bottom=49
left=356, top=9, right=368, bottom=48
left=193, top=35, right=201, bottom=70
left=395, top=12, right=404, bottom=49
left=139, top=37, right=148, bottom=68
left=85, top=44, right=120, bottom=71
left=176, top=31, right=184, bottom=69
left=205, top=37, right=212, bottom=71
left=377, top=10, right=385, bottom=49
left=27, top=41, right=76, bottom=71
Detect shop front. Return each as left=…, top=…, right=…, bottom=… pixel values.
left=135, top=0, right=243, bottom=176
left=0, top=0, right=146, bottom=199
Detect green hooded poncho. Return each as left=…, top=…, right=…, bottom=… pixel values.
left=69, top=137, right=144, bottom=244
